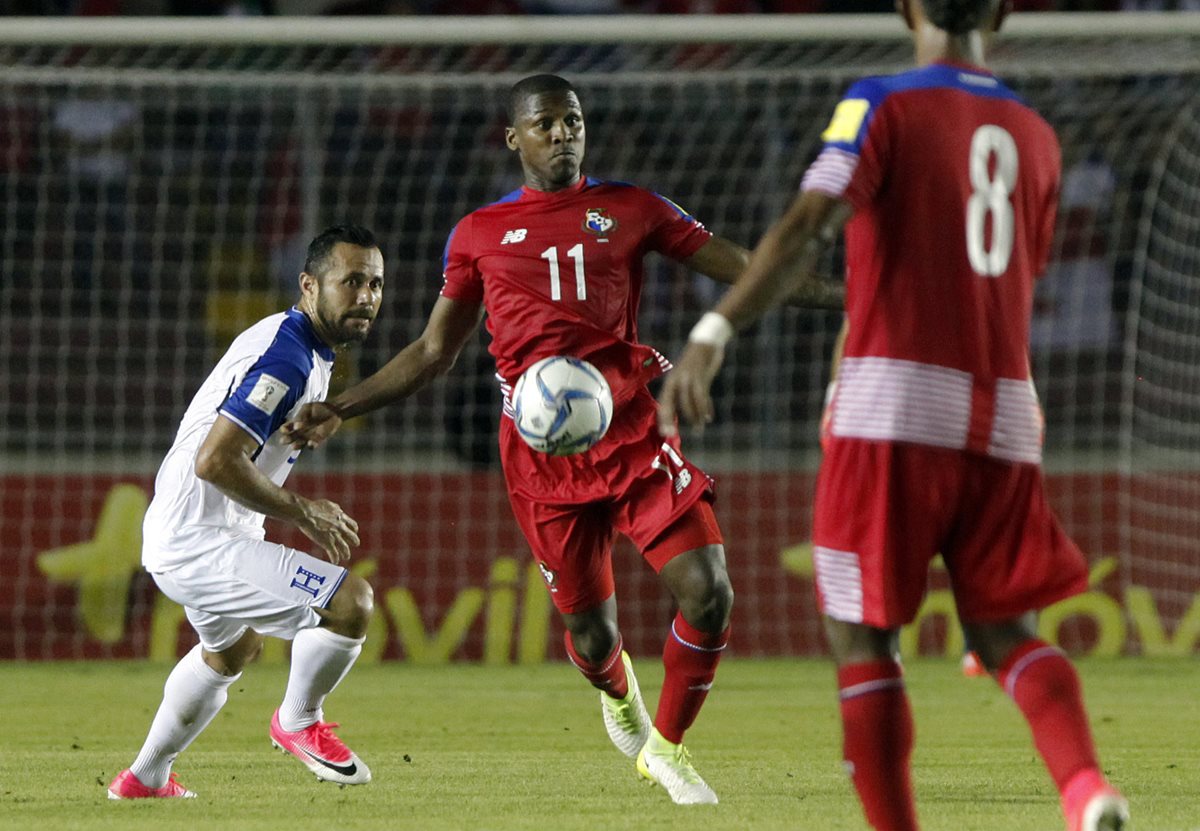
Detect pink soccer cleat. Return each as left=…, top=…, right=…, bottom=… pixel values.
left=269, top=709, right=371, bottom=785
left=1063, top=769, right=1129, bottom=831
left=106, top=768, right=196, bottom=800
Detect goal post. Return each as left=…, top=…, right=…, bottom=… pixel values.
left=1, top=14, right=1197, bottom=660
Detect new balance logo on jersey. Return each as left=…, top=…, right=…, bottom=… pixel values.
left=500, top=229, right=527, bottom=245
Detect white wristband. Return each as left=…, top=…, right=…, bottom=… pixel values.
left=688, top=312, right=734, bottom=348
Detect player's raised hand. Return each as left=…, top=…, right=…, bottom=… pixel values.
left=282, top=402, right=344, bottom=450
left=657, top=341, right=724, bottom=437
left=295, top=497, right=360, bottom=565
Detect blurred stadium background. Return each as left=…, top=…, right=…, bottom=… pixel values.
left=1, top=13, right=1197, bottom=667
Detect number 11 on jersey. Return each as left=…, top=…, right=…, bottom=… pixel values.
left=541, top=244, right=587, bottom=301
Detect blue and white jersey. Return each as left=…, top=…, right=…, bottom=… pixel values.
left=143, top=308, right=335, bottom=571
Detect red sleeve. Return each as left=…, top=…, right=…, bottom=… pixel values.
left=800, top=76, right=889, bottom=209
left=642, top=190, right=712, bottom=261
left=1034, top=135, right=1062, bottom=279
left=439, top=215, right=484, bottom=303
left=842, top=103, right=891, bottom=211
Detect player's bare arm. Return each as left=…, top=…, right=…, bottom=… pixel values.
left=658, top=190, right=851, bottom=434
left=830, top=318, right=849, bottom=379
left=682, top=236, right=750, bottom=285
left=713, top=190, right=851, bottom=330
left=685, top=235, right=844, bottom=311
left=194, top=414, right=360, bottom=563
left=283, top=295, right=484, bottom=449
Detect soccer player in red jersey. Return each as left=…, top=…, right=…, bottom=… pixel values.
left=284, top=73, right=841, bottom=805
left=658, top=2, right=1128, bottom=830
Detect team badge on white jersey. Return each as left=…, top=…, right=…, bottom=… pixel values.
left=582, top=208, right=617, bottom=238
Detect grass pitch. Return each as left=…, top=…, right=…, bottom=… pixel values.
left=1, top=658, right=1197, bottom=831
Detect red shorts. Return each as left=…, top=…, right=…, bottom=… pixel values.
left=500, top=389, right=722, bottom=614
left=812, top=439, right=1088, bottom=628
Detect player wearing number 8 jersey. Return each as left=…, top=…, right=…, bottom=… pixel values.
left=659, top=1, right=1127, bottom=829
left=282, top=73, right=843, bottom=805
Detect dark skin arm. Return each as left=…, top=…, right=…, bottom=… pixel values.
left=658, top=190, right=852, bottom=434
left=281, top=295, right=484, bottom=449
left=195, top=415, right=360, bottom=563
left=684, top=235, right=845, bottom=311
left=682, top=236, right=751, bottom=286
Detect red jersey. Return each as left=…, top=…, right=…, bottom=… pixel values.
left=440, top=176, right=712, bottom=413
left=803, top=62, right=1061, bottom=465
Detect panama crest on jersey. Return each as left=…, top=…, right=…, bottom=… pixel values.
left=582, top=207, right=617, bottom=238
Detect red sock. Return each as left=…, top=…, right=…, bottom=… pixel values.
left=654, top=612, right=729, bottom=744
left=837, top=660, right=918, bottom=831
left=996, top=639, right=1100, bottom=793
left=563, top=632, right=628, bottom=700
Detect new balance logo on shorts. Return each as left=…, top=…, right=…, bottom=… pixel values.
left=290, top=566, right=326, bottom=597
left=650, top=443, right=694, bottom=495
left=500, top=228, right=527, bottom=244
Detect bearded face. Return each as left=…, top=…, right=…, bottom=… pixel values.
left=302, top=242, right=384, bottom=348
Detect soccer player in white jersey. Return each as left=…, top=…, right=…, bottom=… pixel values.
left=659, top=1, right=1127, bottom=830
left=107, top=225, right=383, bottom=799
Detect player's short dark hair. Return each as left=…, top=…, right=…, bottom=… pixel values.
left=303, top=224, right=378, bottom=277
left=507, top=74, right=578, bottom=125
left=922, top=0, right=995, bottom=35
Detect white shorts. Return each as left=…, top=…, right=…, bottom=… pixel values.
left=149, top=537, right=348, bottom=652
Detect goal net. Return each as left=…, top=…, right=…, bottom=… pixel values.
left=2, top=15, right=1197, bottom=660
left=1120, top=100, right=1200, bottom=644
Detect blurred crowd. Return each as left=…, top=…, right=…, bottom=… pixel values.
left=7, top=0, right=1198, bottom=17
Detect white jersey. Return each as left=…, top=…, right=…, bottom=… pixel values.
left=143, top=308, right=335, bottom=572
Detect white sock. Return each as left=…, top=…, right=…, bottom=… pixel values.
left=129, top=644, right=239, bottom=788
left=277, top=627, right=364, bottom=732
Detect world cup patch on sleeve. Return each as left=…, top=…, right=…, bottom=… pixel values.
left=246, top=373, right=289, bottom=415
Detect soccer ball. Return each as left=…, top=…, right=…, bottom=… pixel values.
left=513, top=356, right=613, bottom=456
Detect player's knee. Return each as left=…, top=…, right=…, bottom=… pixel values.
left=712, top=575, right=734, bottom=624
left=963, top=614, right=1038, bottom=671
left=565, top=616, right=620, bottom=664
left=329, top=574, right=374, bottom=639
left=245, top=634, right=265, bottom=664
left=697, top=578, right=734, bottom=632
left=678, top=569, right=734, bottom=633
left=205, top=630, right=263, bottom=676
left=345, top=575, right=375, bottom=636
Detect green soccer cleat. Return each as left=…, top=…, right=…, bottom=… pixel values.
left=600, top=650, right=652, bottom=758
left=636, top=727, right=718, bottom=805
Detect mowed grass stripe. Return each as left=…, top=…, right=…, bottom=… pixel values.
left=1, top=659, right=1196, bottom=831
